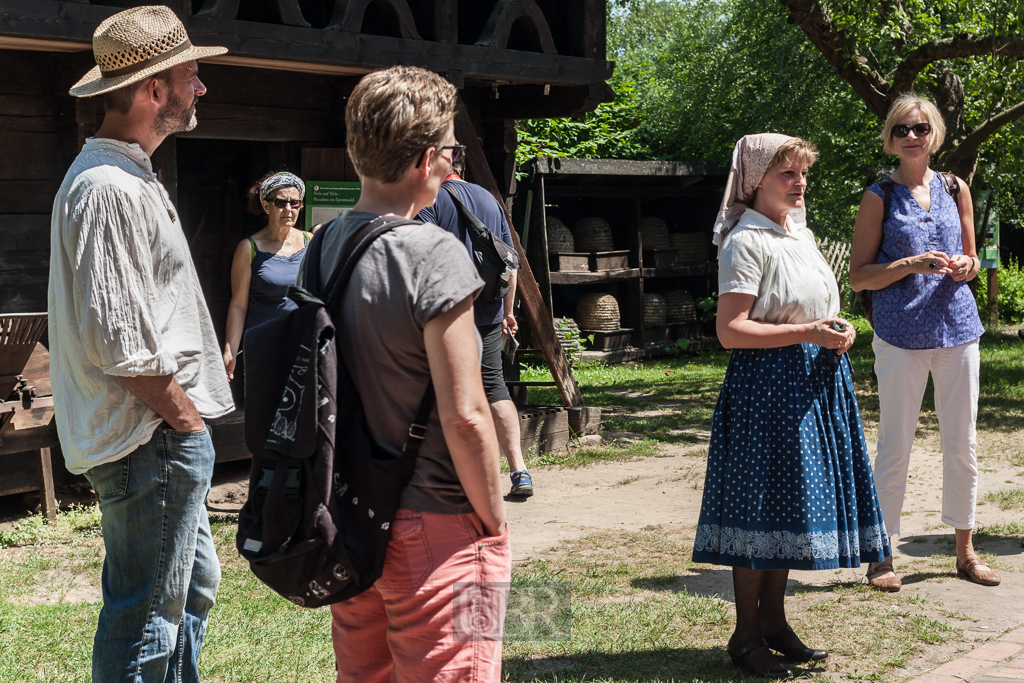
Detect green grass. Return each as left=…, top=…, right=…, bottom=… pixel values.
left=984, top=487, right=1024, bottom=510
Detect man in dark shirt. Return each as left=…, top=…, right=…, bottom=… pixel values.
left=418, top=161, right=534, bottom=497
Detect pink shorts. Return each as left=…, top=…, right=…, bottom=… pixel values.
left=331, top=509, right=512, bottom=683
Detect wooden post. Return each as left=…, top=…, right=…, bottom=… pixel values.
left=454, top=101, right=583, bottom=407
left=35, top=447, right=57, bottom=520
left=988, top=268, right=999, bottom=328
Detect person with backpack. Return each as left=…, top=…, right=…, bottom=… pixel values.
left=303, top=66, right=510, bottom=682
left=850, top=93, right=996, bottom=591
left=417, top=160, right=534, bottom=497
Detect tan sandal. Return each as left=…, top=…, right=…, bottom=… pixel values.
left=866, top=561, right=902, bottom=592
left=956, top=557, right=1001, bottom=586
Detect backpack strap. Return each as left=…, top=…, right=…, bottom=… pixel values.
left=939, top=171, right=961, bottom=206
left=441, top=180, right=497, bottom=246
left=299, top=214, right=437, bottom=454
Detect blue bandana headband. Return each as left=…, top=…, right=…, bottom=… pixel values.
left=260, top=172, right=305, bottom=201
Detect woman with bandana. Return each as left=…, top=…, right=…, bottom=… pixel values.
left=692, top=134, right=890, bottom=679
left=223, top=172, right=312, bottom=382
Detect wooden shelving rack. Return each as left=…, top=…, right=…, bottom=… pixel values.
left=512, top=157, right=727, bottom=356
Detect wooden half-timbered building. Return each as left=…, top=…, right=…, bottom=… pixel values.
left=0, top=0, right=612, bottom=501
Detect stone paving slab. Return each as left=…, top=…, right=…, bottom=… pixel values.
left=908, top=627, right=1024, bottom=683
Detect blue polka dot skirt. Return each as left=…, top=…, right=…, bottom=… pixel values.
left=692, top=344, right=891, bottom=570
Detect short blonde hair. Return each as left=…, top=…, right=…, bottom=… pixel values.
left=881, top=93, right=946, bottom=155
left=766, top=137, right=818, bottom=172
left=345, top=66, right=458, bottom=184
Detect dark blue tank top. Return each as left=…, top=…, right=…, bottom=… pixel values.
left=244, top=232, right=310, bottom=331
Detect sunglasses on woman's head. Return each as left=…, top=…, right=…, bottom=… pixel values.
left=270, top=198, right=303, bottom=209
left=892, top=123, right=931, bottom=138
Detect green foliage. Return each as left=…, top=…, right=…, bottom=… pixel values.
left=974, top=257, right=1024, bottom=324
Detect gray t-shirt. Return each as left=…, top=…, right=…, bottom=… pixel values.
left=307, top=211, right=484, bottom=514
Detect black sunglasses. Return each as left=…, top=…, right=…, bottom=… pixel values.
left=415, top=144, right=467, bottom=168
left=891, top=122, right=931, bottom=138
left=270, top=198, right=303, bottom=209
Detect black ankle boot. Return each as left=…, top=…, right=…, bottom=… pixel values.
left=727, top=638, right=794, bottom=679
left=763, top=624, right=827, bottom=663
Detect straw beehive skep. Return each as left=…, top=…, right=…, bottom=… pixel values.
left=546, top=216, right=575, bottom=253
left=670, top=232, right=709, bottom=265
left=640, top=216, right=671, bottom=251
left=575, top=293, right=620, bottom=331
left=662, top=289, right=697, bottom=322
left=643, top=293, right=668, bottom=326
left=575, top=217, right=615, bottom=252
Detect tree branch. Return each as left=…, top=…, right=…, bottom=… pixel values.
left=939, top=98, right=1024, bottom=170
left=778, top=0, right=890, bottom=117
left=891, top=35, right=1024, bottom=95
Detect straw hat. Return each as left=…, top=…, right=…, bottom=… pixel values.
left=70, top=6, right=227, bottom=98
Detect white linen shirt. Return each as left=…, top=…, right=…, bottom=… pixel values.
left=48, top=138, right=234, bottom=474
left=718, top=209, right=840, bottom=325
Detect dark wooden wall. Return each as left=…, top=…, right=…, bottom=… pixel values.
left=0, top=51, right=66, bottom=314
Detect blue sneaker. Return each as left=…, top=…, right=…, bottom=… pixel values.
left=510, top=470, right=534, bottom=497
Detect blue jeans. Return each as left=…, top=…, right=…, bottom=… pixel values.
left=84, top=424, right=221, bottom=683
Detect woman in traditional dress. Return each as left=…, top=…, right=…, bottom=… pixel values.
left=692, top=134, right=891, bottom=679
left=850, top=93, right=996, bottom=591
left=223, top=172, right=311, bottom=382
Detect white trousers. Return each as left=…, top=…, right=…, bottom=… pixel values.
left=872, top=336, right=980, bottom=537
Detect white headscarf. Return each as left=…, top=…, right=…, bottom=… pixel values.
left=712, top=133, right=806, bottom=250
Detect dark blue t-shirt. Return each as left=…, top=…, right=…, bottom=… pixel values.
left=418, top=179, right=514, bottom=326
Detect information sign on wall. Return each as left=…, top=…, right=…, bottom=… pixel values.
left=305, top=181, right=361, bottom=230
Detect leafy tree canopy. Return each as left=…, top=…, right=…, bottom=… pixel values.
left=519, top=0, right=1024, bottom=241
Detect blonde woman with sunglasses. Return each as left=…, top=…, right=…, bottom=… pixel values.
left=223, top=172, right=312, bottom=382
left=850, top=94, right=996, bottom=592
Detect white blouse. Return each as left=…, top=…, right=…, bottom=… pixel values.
left=718, top=209, right=840, bottom=325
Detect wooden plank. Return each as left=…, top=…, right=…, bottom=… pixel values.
left=0, top=49, right=54, bottom=95
left=0, top=133, right=62, bottom=180
left=0, top=269, right=48, bottom=288
left=0, top=94, right=60, bottom=133
left=567, top=0, right=606, bottom=60
left=549, top=269, right=640, bottom=285
left=0, top=250, right=50, bottom=272
left=300, top=147, right=322, bottom=180
left=0, top=286, right=48, bottom=314
left=0, top=1, right=614, bottom=87
left=196, top=64, right=333, bottom=111
left=0, top=179, right=62, bottom=214
left=434, top=0, right=458, bottom=43
left=0, top=422, right=58, bottom=456
left=526, top=157, right=724, bottom=178
left=35, top=446, right=57, bottom=519
left=482, top=83, right=609, bottom=120
left=0, top=214, right=51, bottom=250
left=454, top=99, right=583, bottom=407
left=177, top=103, right=331, bottom=142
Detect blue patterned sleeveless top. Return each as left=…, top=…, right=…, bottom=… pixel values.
left=866, top=173, right=984, bottom=350
left=244, top=232, right=310, bottom=331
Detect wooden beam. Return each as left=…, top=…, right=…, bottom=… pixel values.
left=434, top=0, right=457, bottom=44
left=482, top=82, right=611, bottom=120
left=177, top=103, right=331, bottom=142
left=476, top=0, right=558, bottom=54
left=0, top=0, right=612, bottom=87
left=35, top=446, right=57, bottom=519
left=454, top=99, right=583, bottom=407
left=327, top=0, right=423, bottom=40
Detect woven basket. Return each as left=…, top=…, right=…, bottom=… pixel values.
left=575, top=293, right=620, bottom=331
left=662, top=289, right=697, bottom=322
left=640, top=216, right=671, bottom=250
left=670, top=232, right=709, bottom=265
left=574, top=217, right=615, bottom=252
left=546, top=216, right=575, bottom=253
left=643, top=293, right=668, bottom=326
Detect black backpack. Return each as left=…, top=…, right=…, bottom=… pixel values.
left=441, top=180, right=520, bottom=304
left=237, top=214, right=436, bottom=608
left=859, top=172, right=961, bottom=326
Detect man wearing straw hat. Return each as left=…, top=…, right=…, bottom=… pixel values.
left=48, top=6, right=233, bottom=681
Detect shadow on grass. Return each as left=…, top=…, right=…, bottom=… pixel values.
left=897, top=534, right=1024, bottom=558
left=502, top=646, right=810, bottom=682
left=629, top=569, right=735, bottom=601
